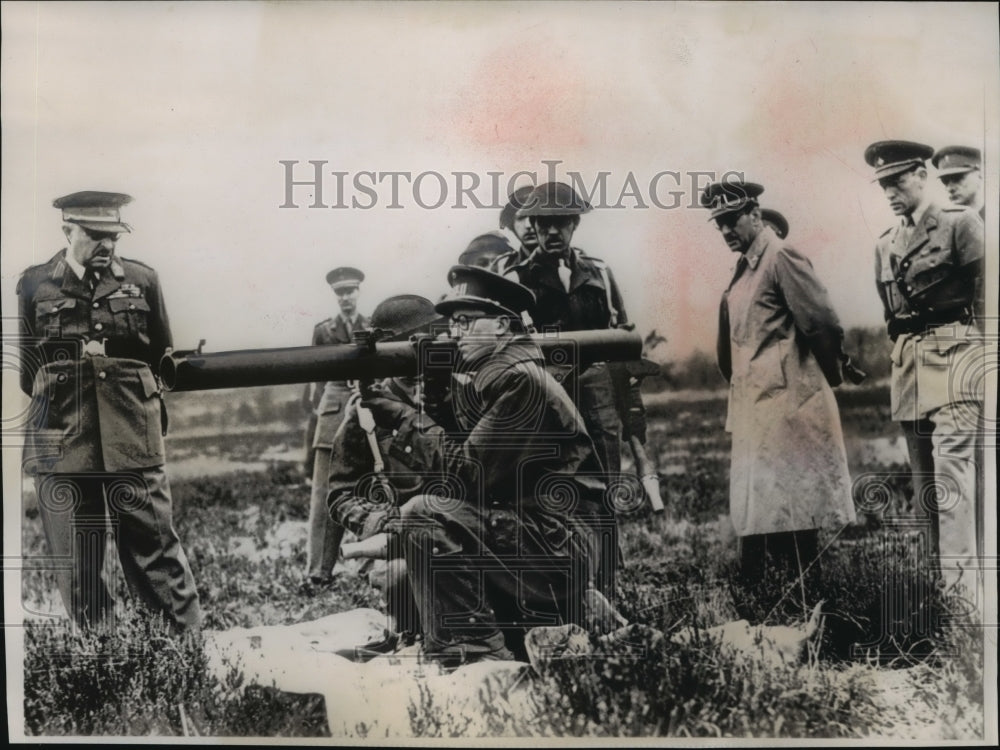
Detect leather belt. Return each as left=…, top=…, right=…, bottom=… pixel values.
left=888, top=308, right=971, bottom=339
left=81, top=338, right=144, bottom=359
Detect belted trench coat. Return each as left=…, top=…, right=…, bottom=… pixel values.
left=718, top=227, right=856, bottom=537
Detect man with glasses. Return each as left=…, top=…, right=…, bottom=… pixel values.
left=865, top=140, right=984, bottom=593
left=359, top=266, right=609, bottom=667
left=17, top=190, right=201, bottom=631
left=705, top=178, right=857, bottom=593
left=303, top=266, right=369, bottom=588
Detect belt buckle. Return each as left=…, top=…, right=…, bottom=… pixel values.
left=83, top=338, right=107, bottom=357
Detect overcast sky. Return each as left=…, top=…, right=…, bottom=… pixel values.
left=2, top=1, right=997, bottom=367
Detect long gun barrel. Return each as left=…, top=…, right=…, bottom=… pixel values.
left=160, top=329, right=643, bottom=392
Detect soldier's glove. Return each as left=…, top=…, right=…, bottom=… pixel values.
left=360, top=395, right=414, bottom=429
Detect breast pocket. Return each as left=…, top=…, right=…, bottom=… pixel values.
left=34, top=298, right=78, bottom=337
left=109, top=296, right=151, bottom=340
left=904, top=246, right=957, bottom=303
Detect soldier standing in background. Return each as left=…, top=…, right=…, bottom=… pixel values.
left=458, top=231, right=515, bottom=268
left=497, top=184, right=539, bottom=262
left=304, top=266, right=368, bottom=587
left=932, top=144, right=987, bottom=577
left=493, top=182, right=632, bottom=486
left=932, top=145, right=985, bottom=221
left=865, top=140, right=985, bottom=594
left=17, top=191, right=200, bottom=631
left=705, top=178, right=857, bottom=591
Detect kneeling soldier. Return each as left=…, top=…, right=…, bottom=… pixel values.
left=325, top=294, right=444, bottom=645
left=361, top=267, right=613, bottom=667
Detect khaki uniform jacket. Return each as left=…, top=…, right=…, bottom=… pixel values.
left=308, top=313, right=369, bottom=448
left=386, top=337, right=609, bottom=520
left=17, top=250, right=171, bottom=473
left=874, top=203, right=984, bottom=420
left=718, top=228, right=856, bottom=537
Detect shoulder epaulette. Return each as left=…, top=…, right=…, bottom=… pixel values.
left=942, top=206, right=967, bottom=213
left=118, top=256, right=156, bottom=271
left=878, top=226, right=892, bottom=238
left=575, top=248, right=606, bottom=265
left=16, top=255, right=59, bottom=293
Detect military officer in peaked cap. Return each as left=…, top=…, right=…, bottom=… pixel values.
left=865, top=140, right=985, bottom=594
left=303, top=265, right=369, bottom=587
left=17, top=191, right=200, bottom=630
left=933, top=145, right=985, bottom=221
left=705, top=178, right=857, bottom=591
left=359, top=266, right=612, bottom=666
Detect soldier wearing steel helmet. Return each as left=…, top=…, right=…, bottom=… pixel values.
left=496, top=182, right=633, bottom=482
left=324, top=294, right=446, bottom=652
left=458, top=231, right=515, bottom=269
left=760, top=208, right=790, bottom=240
left=865, top=140, right=985, bottom=593
left=493, top=185, right=539, bottom=269
left=17, top=190, right=200, bottom=631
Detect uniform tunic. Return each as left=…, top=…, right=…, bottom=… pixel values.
left=873, top=202, right=984, bottom=588
left=308, top=313, right=369, bottom=448
left=17, top=249, right=200, bottom=629
left=380, top=337, right=611, bottom=659
left=492, top=247, right=629, bottom=480
left=718, top=227, right=856, bottom=538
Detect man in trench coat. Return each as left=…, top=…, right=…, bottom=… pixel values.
left=704, top=179, right=857, bottom=585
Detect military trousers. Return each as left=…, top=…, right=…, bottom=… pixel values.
left=35, top=467, right=201, bottom=631
left=900, top=401, right=981, bottom=596
left=307, top=447, right=346, bottom=581
left=577, top=363, right=623, bottom=479
left=399, top=495, right=592, bottom=662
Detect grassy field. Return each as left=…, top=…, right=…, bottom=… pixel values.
left=19, top=385, right=987, bottom=739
